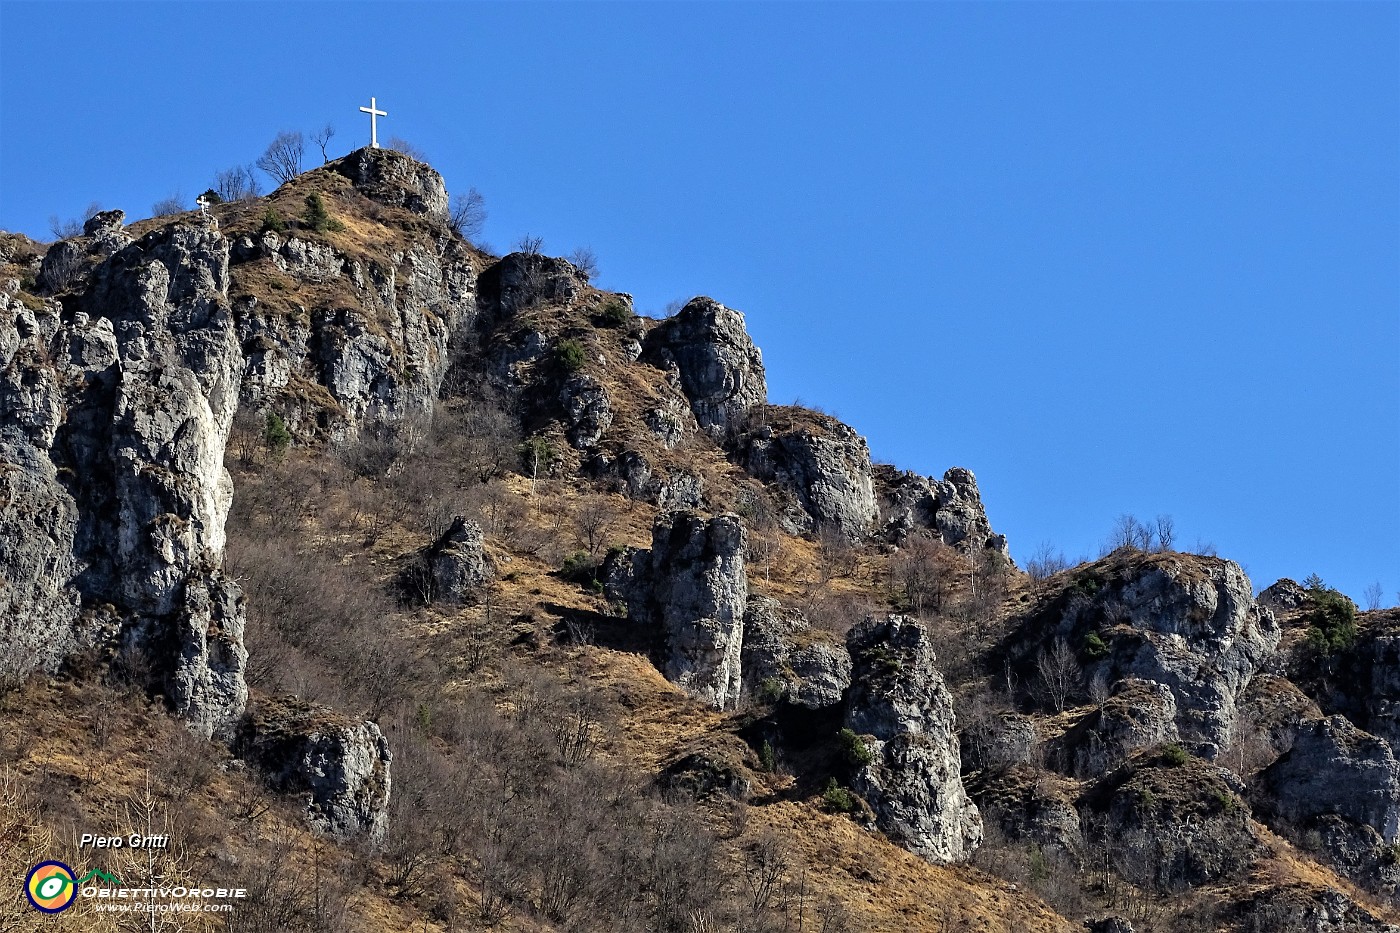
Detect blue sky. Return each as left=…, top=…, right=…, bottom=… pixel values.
left=2, top=2, right=1396, bottom=604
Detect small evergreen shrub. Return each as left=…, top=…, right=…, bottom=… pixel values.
left=597, top=299, right=632, bottom=328
left=1083, top=631, right=1109, bottom=660
left=556, top=338, right=587, bottom=372
left=838, top=727, right=874, bottom=767
left=559, top=551, right=600, bottom=589
left=759, top=677, right=786, bottom=704
left=262, top=412, right=291, bottom=457
left=260, top=207, right=286, bottom=234
left=821, top=778, right=857, bottom=814
left=1160, top=743, right=1189, bottom=767
left=1305, top=588, right=1357, bottom=655
left=302, top=192, right=344, bottom=233
left=759, top=740, right=777, bottom=773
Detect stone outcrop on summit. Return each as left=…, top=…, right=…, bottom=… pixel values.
left=643, top=297, right=766, bottom=439
left=875, top=463, right=1009, bottom=554
left=742, top=409, right=879, bottom=541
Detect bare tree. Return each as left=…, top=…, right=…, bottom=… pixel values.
left=1034, top=638, right=1083, bottom=712
left=256, top=130, right=306, bottom=184
left=213, top=164, right=261, bottom=201
left=1364, top=581, right=1385, bottom=611
left=567, top=246, right=599, bottom=281
left=387, top=136, right=428, bottom=161
left=311, top=122, right=336, bottom=163
left=449, top=187, right=488, bottom=240
left=1026, top=540, right=1070, bottom=597
left=150, top=193, right=185, bottom=216
left=516, top=234, right=544, bottom=256
left=573, top=496, right=614, bottom=557
left=1153, top=514, right=1176, bottom=552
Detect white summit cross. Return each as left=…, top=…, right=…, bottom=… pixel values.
left=359, top=96, right=388, bottom=149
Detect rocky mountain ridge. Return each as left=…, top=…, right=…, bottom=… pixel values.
left=2, top=147, right=1397, bottom=932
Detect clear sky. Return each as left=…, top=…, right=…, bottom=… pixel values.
left=2, top=2, right=1396, bottom=605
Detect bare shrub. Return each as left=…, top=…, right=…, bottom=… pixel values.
left=311, top=122, right=336, bottom=163
left=567, top=246, right=599, bottom=281
left=516, top=234, right=544, bottom=256
left=888, top=534, right=956, bottom=616
left=387, top=136, right=428, bottom=161
left=151, top=193, right=186, bottom=216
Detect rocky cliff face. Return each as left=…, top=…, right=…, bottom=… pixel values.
left=2, top=218, right=248, bottom=738
left=844, top=614, right=983, bottom=863
left=740, top=596, right=851, bottom=709
left=627, top=511, right=749, bottom=710
left=1011, top=552, right=1279, bottom=757
left=875, top=464, right=1009, bottom=555
left=742, top=410, right=878, bottom=541
left=642, top=297, right=766, bottom=439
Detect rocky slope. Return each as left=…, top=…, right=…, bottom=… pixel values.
left=2, top=146, right=1396, bottom=932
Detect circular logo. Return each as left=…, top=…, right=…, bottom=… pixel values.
left=25, top=861, right=76, bottom=913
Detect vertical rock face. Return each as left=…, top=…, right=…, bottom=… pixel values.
left=1051, top=678, right=1180, bottom=778
left=875, top=464, right=1009, bottom=555
left=643, top=297, right=766, bottom=439
left=238, top=697, right=393, bottom=841
left=1259, top=715, right=1400, bottom=845
left=628, top=511, right=749, bottom=710
left=475, top=253, right=583, bottom=324
left=742, top=412, right=878, bottom=541
left=0, top=220, right=248, bottom=737
left=844, top=615, right=983, bottom=863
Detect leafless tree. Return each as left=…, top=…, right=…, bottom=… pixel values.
left=890, top=535, right=955, bottom=616
left=213, top=164, right=261, bottom=201
left=311, top=122, right=336, bottom=163
left=387, top=135, right=428, bottom=161
left=1154, top=514, right=1176, bottom=552
left=256, top=130, right=306, bottom=184
left=516, top=234, right=544, bottom=256
left=150, top=193, right=185, bottom=216
left=567, top=246, right=599, bottom=281
left=573, top=495, right=614, bottom=557
left=1034, top=638, right=1083, bottom=712
left=1026, top=540, right=1071, bottom=597
left=1364, top=581, right=1385, bottom=611
left=450, top=187, right=487, bottom=239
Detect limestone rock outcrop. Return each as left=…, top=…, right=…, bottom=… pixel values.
left=844, top=614, right=982, bottom=863
left=1051, top=678, right=1180, bottom=778
left=476, top=253, right=583, bottom=324
left=626, top=511, right=749, bottom=710
left=1080, top=748, right=1259, bottom=887
left=402, top=516, right=494, bottom=604
left=1258, top=715, right=1400, bottom=845
left=643, top=297, right=766, bottom=439
left=560, top=373, right=613, bottom=448
left=1011, top=552, right=1279, bottom=757
left=237, top=696, right=392, bottom=840
left=875, top=464, right=1009, bottom=555
left=740, top=596, right=851, bottom=709
left=742, top=410, right=878, bottom=540
left=332, top=146, right=448, bottom=220
left=1, top=219, right=248, bottom=738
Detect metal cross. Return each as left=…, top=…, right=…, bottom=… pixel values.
left=359, top=96, right=387, bottom=149
left=196, top=195, right=211, bottom=216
